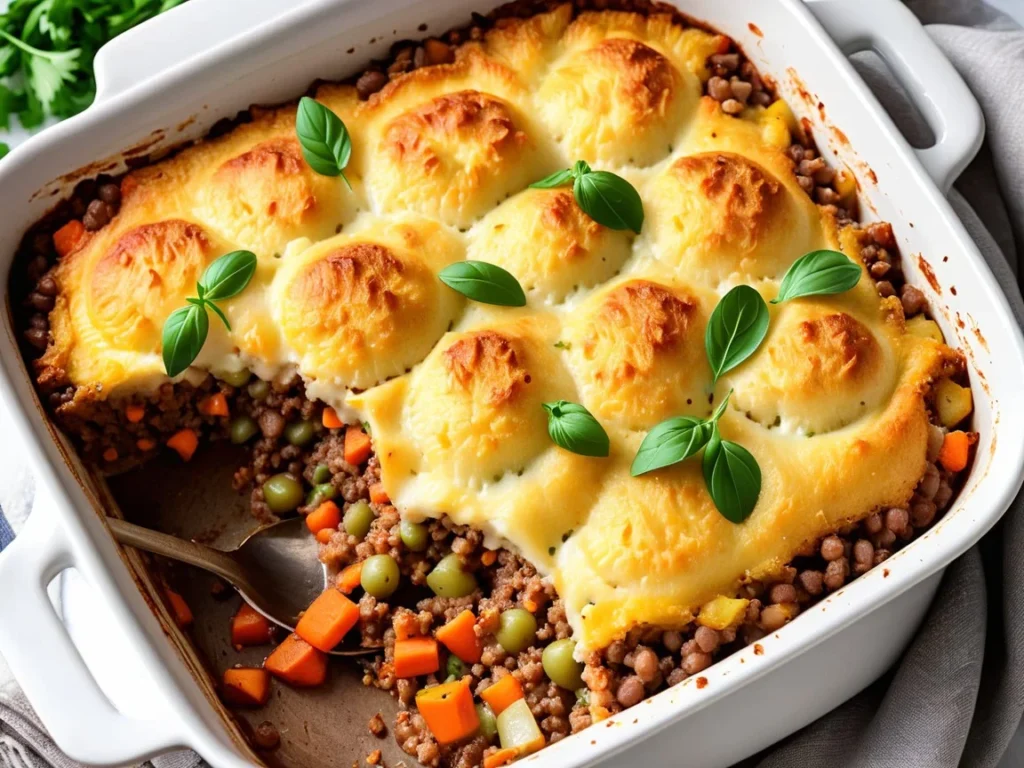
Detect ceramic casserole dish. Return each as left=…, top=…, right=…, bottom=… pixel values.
left=0, top=0, right=1022, bottom=766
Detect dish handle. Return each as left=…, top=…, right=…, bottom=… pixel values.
left=92, top=0, right=305, bottom=104
left=0, top=503, right=182, bottom=765
left=804, top=0, right=985, bottom=193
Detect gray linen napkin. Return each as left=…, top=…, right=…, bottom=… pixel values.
left=2, top=1, right=1024, bottom=767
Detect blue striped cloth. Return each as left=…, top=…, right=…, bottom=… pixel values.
left=0, top=506, right=13, bottom=551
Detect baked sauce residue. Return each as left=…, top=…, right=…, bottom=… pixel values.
left=916, top=255, right=941, bottom=294
left=753, top=643, right=764, bottom=656
left=696, top=676, right=709, bottom=689
left=747, top=22, right=763, bottom=37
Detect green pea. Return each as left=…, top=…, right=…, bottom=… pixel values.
left=229, top=416, right=258, bottom=444
left=344, top=500, right=374, bottom=539
left=218, top=369, right=251, bottom=387
left=262, top=474, right=303, bottom=514
left=285, top=420, right=316, bottom=446
left=496, top=608, right=538, bottom=655
left=426, top=554, right=477, bottom=598
left=247, top=379, right=270, bottom=400
left=575, top=688, right=589, bottom=707
left=542, top=638, right=584, bottom=690
left=312, top=463, right=332, bottom=484
left=306, top=483, right=337, bottom=508
left=446, top=655, right=466, bottom=678
left=399, top=520, right=429, bottom=552
left=476, top=702, right=497, bottom=742
left=360, top=554, right=400, bottom=599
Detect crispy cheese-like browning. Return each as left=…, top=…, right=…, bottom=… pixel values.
left=38, top=4, right=960, bottom=652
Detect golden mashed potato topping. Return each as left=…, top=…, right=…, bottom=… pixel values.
left=39, top=4, right=960, bottom=652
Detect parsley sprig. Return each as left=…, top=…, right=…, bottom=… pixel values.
left=0, top=0, right=184, bottom=133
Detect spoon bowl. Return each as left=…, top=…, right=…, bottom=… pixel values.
left=106, top=515, right=376, bottom=656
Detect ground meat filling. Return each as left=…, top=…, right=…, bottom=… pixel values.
left=11, top=4, right=974, bottom=767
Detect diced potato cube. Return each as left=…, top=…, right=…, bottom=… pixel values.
left=935, top=378, right=972, bottom=428
left=764, top=99, right=798, bottom=135
left=906, top=316, right=944, bottom=343
left=697, top=595, right=750, bottom=630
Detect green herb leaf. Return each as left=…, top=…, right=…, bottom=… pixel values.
left=295, top=96, right=352, bottom=184
left=543, top=401, right=610, bottom=458
left=631, top=416, right=714, bottom=476
left=162, top=303, right=209, bottom=378
left=199, top=250, right=257, bottom=302
left=772, top=249, right=861, bottom=304
left=529, top=168, right=574, bottom=189
left=702, top=427, right=761, bottom=523
left=573, top=169, right=644, bottom=234
left=205, top=300, right=231, bottom=332
left=705, top=285, right=769, bottom=381
left=0, top=142, right=8, bottom=160
left=710, top=390, right=732, bottom=423
left=438, top=261, right=526, bottom=307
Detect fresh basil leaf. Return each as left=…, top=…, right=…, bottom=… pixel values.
left=631, top=416, right=713, bottom=476
left=199, top=250, right=257, bottom=302
left=529, top=168, right=574, bottom=189
left=0, top=143, right=8, bottom=160
left=205, top=300, right=231, bottom=332
left=438, top=261, right=526, bottom=307
left=710, top=389, right=732, bottom=423
left=573, top=169, right=644, bottom=234
left=705, top=285, right=769, bottom=381
left=772, top=249, right=861, bottom=304
left=702, top=427, right=761, bottom=523
left=162, top=303, right=209, bottom=378
left=543, top=401, right=610, bottom=458
left=295, top=96, right=352, bottom=184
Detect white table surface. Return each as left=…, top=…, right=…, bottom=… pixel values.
left=2, top=1, right=1023, bottom=766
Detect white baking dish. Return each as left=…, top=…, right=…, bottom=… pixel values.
left=0, top=0, right=1021, bottom=766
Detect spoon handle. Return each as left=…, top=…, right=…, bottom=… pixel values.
left=105, top=517, right=245, bottom=587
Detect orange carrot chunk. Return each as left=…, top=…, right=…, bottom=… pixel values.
left=167, top=428, right=198, bottom=461
left=102, top=447, right=118, bottom=462
left=416, top=678, right=479, bottom=745
left=222, top=667, right=270, bottom=707
left=125, top=404, right=145, bottom=423
left=198, top=393, right=229, bottom=417
left=337, top=562, right=363, bottom=594
left=53, top=220, right=85, bottom=258
left=938, top=430, right=971, bottom=472
left=137, top=438, right=157, bottom=452
left=322, top=407, right=344, bottom=430
left=315, top=529, right=334, bottom=544
left=264, top=634, right=328, bottom=687
left=369, top=483, right=390, bottom=505
left=483, top=748, right=519, bottom=768
left=480, top=674, right=524, bottom=716
left=436, top=609, right=482, bottom=664
left=164, top=587, right=193, bottom=628
left=394, top=637, right=440, bottom=678
left=306, top=500, right=341, bottom=535
left=295, top=588, right=360, bottom=651
left=232, top=603, right=273, bottom=647
left=344, top=425, right=372, bottom=466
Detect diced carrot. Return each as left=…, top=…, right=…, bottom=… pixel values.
left=483, top=748, right=519, bottom=768
left=480, top=674, right=524, bottom=716
left=295, top=588, right=360, bottom=651
left=137, top=438, right=156, bottom=451
left=481, top=550, right=497, bottom=567
left=264, top=634, right=328, bottom=687
left=306, top=500, right=341, bottom=535
left=523, top=599, right=538, bottom=613
left=53, top=219, right=85, bottom=258
left=337, top=562, right=363, bottom=594
left=167, top=428, right=198, bottom=461
left=125, top=404, right=145, bottom=423
left=938, top=430, right=971, bottom=472
left=316, top=529, right=334, bottom=544
left=102, top=447, right=118, bottom=462
left=120, top=175, right=139, bottom=198
left=231, top=603, right=273, bottom=647
left=435, top=609, right=481, bottom=664
left=415, top=678, right=479, bottom=745
left=394, top=637, right=440, bottom=678
left=322, top=406, right=344, bottom=430
left=198, top=393, right=229, bottom=417
left=164, top=587, right=193, bottom=628
left=344, top=425, right=372, bottom=466
left=222, top=667, right=270, bottom=707
left=369, top=483, right=390, bottom=505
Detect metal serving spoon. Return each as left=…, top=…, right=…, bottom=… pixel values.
left=106, top=516, right=376, bottom=656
